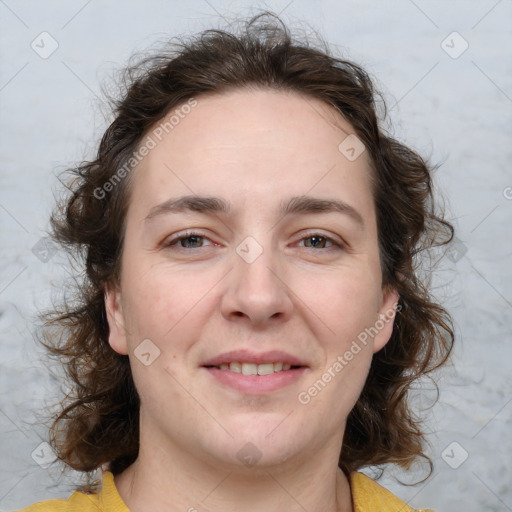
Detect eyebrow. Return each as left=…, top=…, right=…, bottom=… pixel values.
left=145, top=194, right=364, bottom=227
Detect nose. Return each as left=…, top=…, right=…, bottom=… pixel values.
left=220, top=243, right=293, bottom=327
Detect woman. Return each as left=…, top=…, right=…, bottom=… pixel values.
left=20, top=12, right=453, bottom=512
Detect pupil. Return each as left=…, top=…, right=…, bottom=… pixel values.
left=182, top=236, right=202, bottom=248
left=308, top=236, right=325, bottom=248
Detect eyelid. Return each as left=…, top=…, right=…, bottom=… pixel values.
left=163, top=230, right=215, bottom=248
left=162, top=229, right=347, bottom=251
left=294, top=230, right=346, bottom=249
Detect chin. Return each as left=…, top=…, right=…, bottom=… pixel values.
left=219, top=424, right=309, bottom=470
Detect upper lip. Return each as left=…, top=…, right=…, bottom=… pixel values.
left=202, top=350, right=308, bottom=367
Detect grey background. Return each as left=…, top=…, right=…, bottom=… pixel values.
left=1, top=1, right=511, bottom=510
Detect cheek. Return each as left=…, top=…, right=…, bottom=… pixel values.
left=301, top=267, right=382, bottom=338
left=120, top=262, right=217, bottom=348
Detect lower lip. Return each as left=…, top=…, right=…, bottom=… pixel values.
left=202, top=367, right=308, bottom=394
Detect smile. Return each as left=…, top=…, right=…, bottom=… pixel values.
left=202, top=364, right=307, bottom=394
left=211, top=362, right=297, bottom=374
left=201, top=350, right=308, bottom=393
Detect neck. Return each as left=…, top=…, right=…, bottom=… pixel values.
left=114, top=436, right=353, bottom=512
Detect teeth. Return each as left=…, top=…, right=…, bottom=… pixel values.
left=230, top=362, right=242, bottom=373
left=216, top=362, right=295, bottom=374
left=257, top=363, right=274, bottom=375
left=242, top=363, right=258, bottom=375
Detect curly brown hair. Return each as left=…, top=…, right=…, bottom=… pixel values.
left=42, top=12, right=454, bottom=477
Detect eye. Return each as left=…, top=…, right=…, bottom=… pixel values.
left=297, top=233, right=343, bottom=250
left=165, top=231, right=213, bottom=249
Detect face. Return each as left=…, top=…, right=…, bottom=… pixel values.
left=106, top=88, right=398, bottom=471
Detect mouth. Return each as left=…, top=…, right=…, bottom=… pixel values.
left=203, top=361, right=303, bottom=375
left=201, top=350, right=308, bottom=394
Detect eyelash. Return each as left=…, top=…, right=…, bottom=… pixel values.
left=164, top=231, right=344, bottom=251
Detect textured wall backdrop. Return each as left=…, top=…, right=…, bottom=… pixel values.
left=0, top=1, right=511, bottom=511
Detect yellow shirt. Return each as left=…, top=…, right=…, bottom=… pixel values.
left=17, top=471, right=434, bottom=512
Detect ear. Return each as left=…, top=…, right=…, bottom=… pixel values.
left=104, top=283, right=129, bottom=355
left=372, top=287, right=400, bottom=354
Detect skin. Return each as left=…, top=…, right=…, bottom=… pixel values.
left=105, top=87, right=398, bottom=512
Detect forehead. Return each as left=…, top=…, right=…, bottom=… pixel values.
left=146, top=87, right=360, bottom=163
left=128, top=87, right=374, bottom=222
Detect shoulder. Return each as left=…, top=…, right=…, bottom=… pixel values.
left=14, top=472, right=128, bottom=512
left=15, top=493, right=100, bottom=512
left=350, top=472, right=435, bottom=512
